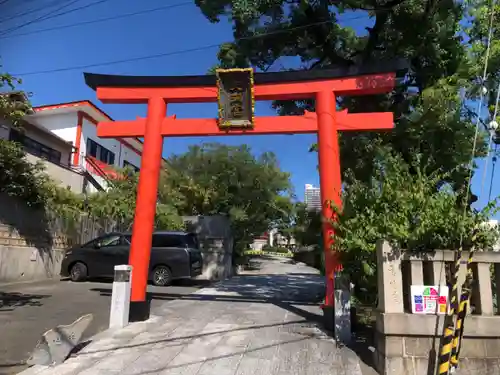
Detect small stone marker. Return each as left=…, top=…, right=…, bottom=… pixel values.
left=27, top=313, right=93, bottom=366
left=334, top=273, right=352, bottom=345
left=109, top=264, right=133, bottom=329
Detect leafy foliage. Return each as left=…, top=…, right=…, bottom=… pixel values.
left=332, top=152, right=500, bottom=301
left=194, top=0, right=500, bottom=305
left=194, top=0, right=488, bottom=199
left=0, top=70, right=83, bottom=220
left=1, top=70, right=32, bottom=126
left=86, top=167, right=184, bottom=231
left=0, top=138, right=49, bottom=207
left=291, top=202, right=322, bottom=247
left=164, top=142, right=294, bottom=253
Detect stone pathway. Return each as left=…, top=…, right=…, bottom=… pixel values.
left=19, top=256, right=365, bottom=375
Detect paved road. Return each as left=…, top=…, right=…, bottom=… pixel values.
left=21, top=257, right=370, bottom=375
left=0, top=278, right=205, bottom=375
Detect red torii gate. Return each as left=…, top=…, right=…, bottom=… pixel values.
left=84, top=62, right=403, bottom=323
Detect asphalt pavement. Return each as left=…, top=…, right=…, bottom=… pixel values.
left=0, top=278, right=206, bottom=375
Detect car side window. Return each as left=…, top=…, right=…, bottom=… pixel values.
left=123, top=235, right=132, bottom=245
left=100, top=235, right=121, bottom=247
left=152, top=234, right=184, bottom=248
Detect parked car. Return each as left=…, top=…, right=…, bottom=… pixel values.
left=60, top=231, right=203, bottom=286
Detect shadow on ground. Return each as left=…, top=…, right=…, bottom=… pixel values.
left=0, top=292, right=50, bottom=311
left=71, top=320, right=317, bottom=375
left=86, top=258, right=377, bottom=374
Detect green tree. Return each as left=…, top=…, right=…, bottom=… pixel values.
left=194, top=0, right=486, bottom=200
left=0, top=138, right=49, bottom=206
left=333, top=152, right=500, bottom=303
left=87, top=167, right=184, bottom=231
left=164, top=142, right=294, bottom=254
left=292, top=202, right=322, bottom=247
left=1, top=70, right=32, bottom=126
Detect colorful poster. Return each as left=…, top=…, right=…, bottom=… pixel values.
left=410, top=285, right=449, bottom=314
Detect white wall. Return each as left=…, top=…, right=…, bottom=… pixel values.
left=121, top=142, right=142, bottom=170
left=33, top=113, right=77, bottom=147
left=25, top=154, right=84, bottom=193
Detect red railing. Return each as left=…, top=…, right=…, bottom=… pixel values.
left=84, top=155, right=121, bottom=180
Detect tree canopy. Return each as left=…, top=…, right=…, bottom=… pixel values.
left=194, top=0, right=500, bottom=298
left=194, top=0, right=490, bottom=199
left=164, top=142, right=294, bottom=253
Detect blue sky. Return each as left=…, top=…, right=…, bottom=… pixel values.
left=0, top=0, right=495, bottom=212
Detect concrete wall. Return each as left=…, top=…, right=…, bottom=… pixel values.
left=0, top=194, right=74, bottom=283
left=374, top=313, right=500, bottom=375
left=375, top=240, right=500, bottom=375
left=183, top=216, right=233, bottom=281
left=0, top=194, right=122, bottom=283
left=0, top=198, right=234, bottom=283
left=25, top=153, right=85, bottom=193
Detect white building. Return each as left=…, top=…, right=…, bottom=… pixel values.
left=28, top=100, right=146, bottom=192
left=1, top=98, right=153, bottom=194
left=304, top=183, right=321, bottom=211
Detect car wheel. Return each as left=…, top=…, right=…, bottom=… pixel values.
left=152, top=265, right=172, bottom=287
left=69, top=262, right=87, bottom=282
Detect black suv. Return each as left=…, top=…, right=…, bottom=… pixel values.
left=60, top=231, right=203, bottom=286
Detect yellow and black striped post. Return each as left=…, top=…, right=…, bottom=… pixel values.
left=449, top=288, right=470, bottom=369
left=450, top=242, right=476, bottom=370
left=437, top=246, right=462, bottom=375
left=438, top=228, right=478, bottom=374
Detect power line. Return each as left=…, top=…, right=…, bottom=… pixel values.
left=1, top=1, right=192, bottom=39
left=12, top=15, right=370, bottom=76
left=0, top=0, right=110, bottom=37
left=0, top=0, right=83, bottom=36
left=0, top=0, right=68, bottom=25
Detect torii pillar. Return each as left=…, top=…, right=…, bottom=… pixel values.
left=84, top=62, right=404, bottom=328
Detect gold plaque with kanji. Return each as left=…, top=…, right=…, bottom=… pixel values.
left=216, top=68, right=255, bottom=129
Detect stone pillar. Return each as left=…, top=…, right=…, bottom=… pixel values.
left=109, top=264, right=132, bottom=329
left=376, top=240, right=404, bottom=313
left=334, top=273, right=352, bottom=344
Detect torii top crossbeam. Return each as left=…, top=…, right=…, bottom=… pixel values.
left=84, top=60, right=406, bottom=138
left=83, top=60, right=406, bottom=324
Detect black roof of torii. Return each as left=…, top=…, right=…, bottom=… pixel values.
left=84, top=59, right=408, bottom=90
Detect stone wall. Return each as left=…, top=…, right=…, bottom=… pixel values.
left=0, top=194, right=118, bottom=283
left=183, top=215, right=233, bottom=281
left=0, top=194, right=234, bottom=283
left=375, top=240, right=500, bottom=375
left=0, top=194, right=73, bottom=282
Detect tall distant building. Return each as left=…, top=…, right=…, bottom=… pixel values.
left=304, top=184, right=321, bottom=211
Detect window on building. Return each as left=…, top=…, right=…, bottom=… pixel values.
left=9, top=129, right=62, bottom=164
left=123, top=160, right=140, bottom=172
left=86, top=138, right=115, bottom=165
